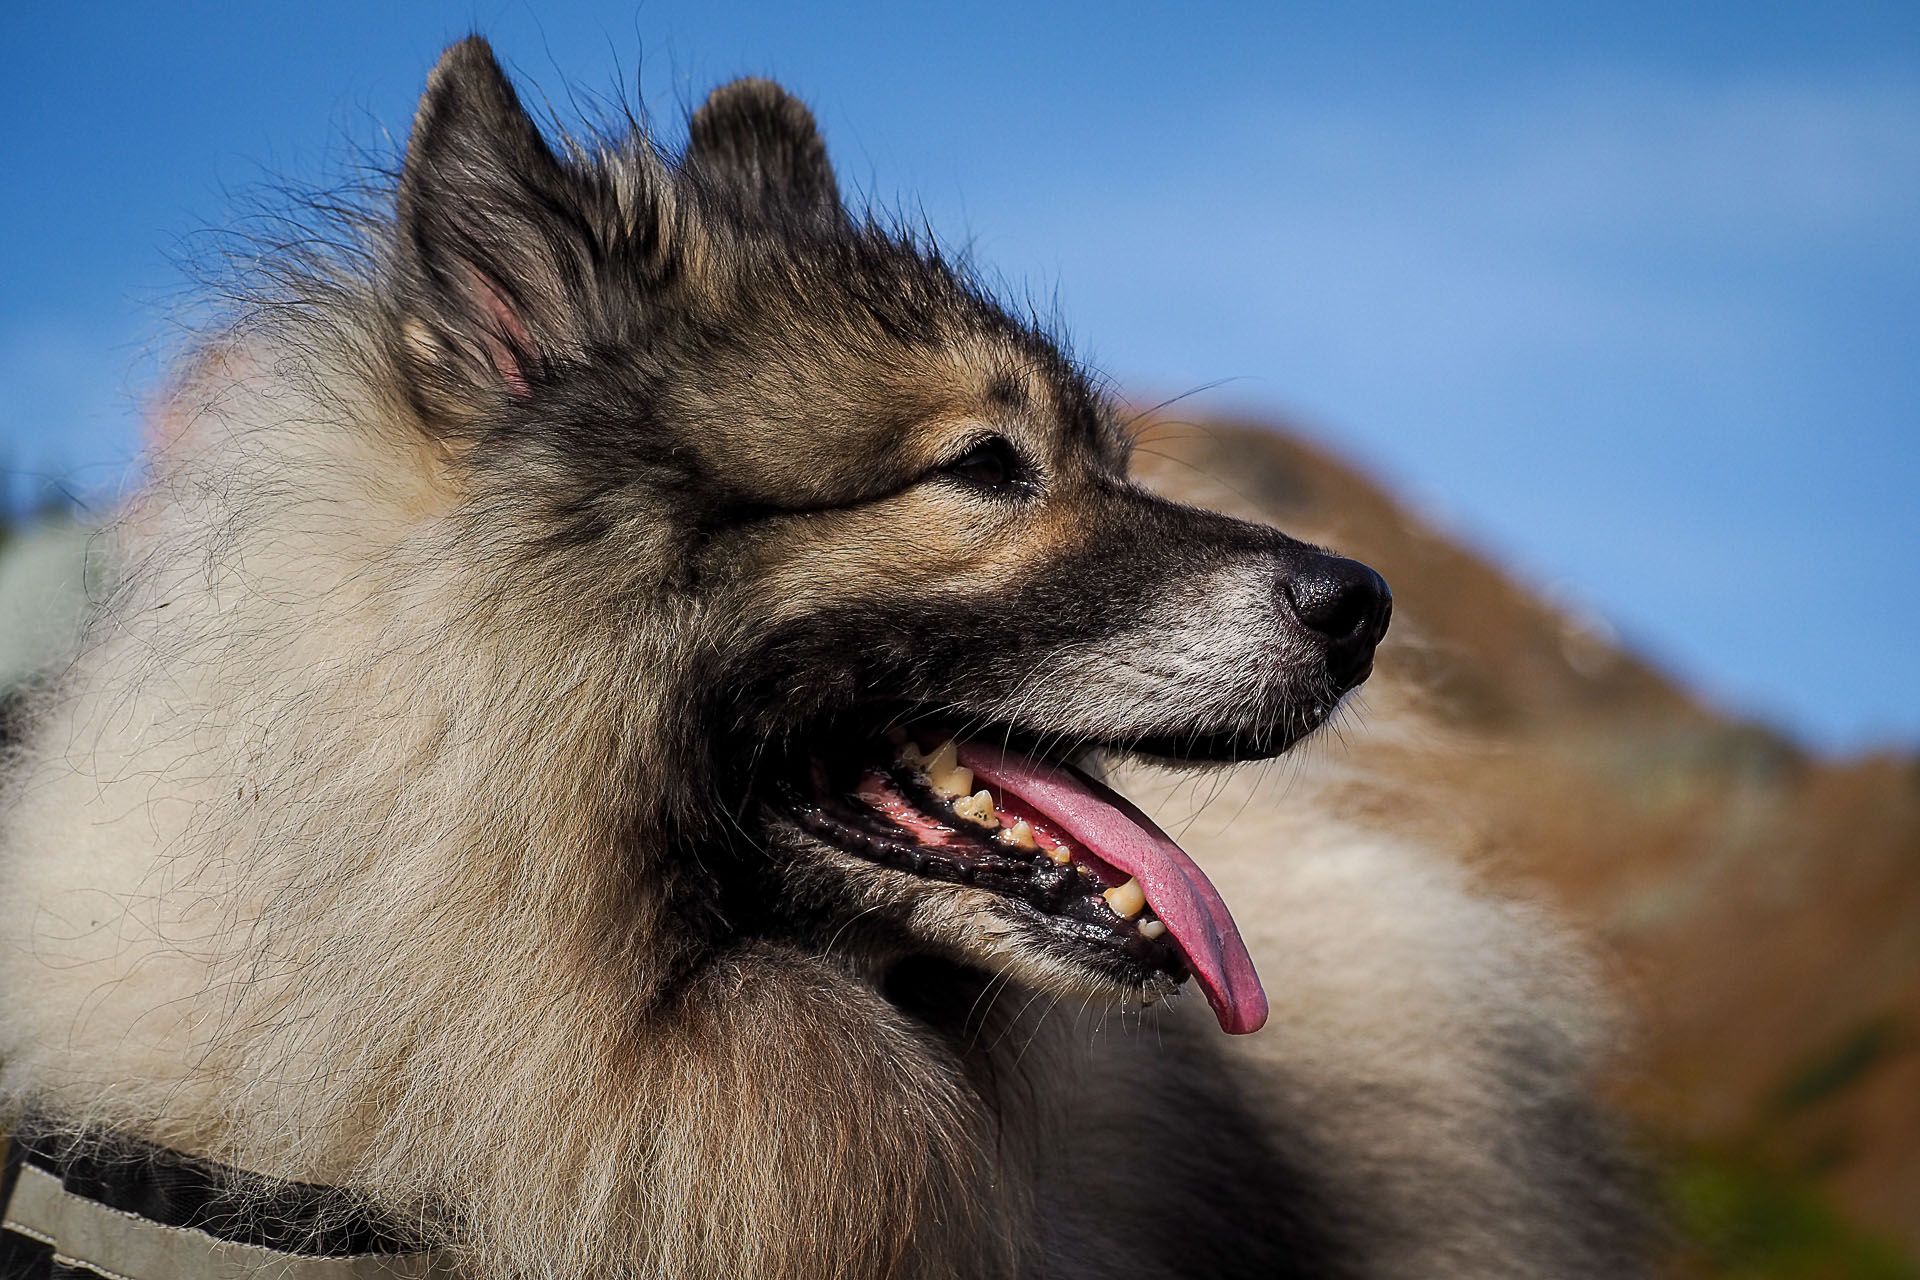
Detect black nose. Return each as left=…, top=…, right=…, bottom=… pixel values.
left=1281, top=554, right=1392, bottom=690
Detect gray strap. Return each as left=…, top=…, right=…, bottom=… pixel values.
left=4, top=1165, right=455, bottom=1280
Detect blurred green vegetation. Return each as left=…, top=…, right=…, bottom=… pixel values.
left=1669, top=1149, right=1919, bottom=1280
left=1770, top=1020, right=1899, bottom=1120
left=1668, top=1016, right=1915, bottom=1278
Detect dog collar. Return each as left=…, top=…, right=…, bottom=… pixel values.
left=1, top=1123, right=449, bottom=1279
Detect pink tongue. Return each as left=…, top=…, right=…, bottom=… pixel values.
left=955, top=744, right=1268, bottom=1035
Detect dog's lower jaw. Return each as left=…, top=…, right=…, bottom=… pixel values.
left=754, top=808, right=1193, bottom=1014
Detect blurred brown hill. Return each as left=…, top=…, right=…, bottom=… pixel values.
left=1132, top=412, right=1920, bottom=1273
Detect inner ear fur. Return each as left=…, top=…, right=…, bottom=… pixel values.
left=685, top=78, right=843, bottom=229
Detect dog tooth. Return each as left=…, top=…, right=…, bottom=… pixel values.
left=1045, top=843, right=1073, bottom=865
left=925, top=743, right=974, bottom=798
left=924, top=742, right=971, bottom=796
left=1138, top=918, right=1168, bottom=940
left=953, top=789, right=997, bottom=827
left=1103, top=878, right=1146, bottom=919
left=934, top=767, right=975, bottom=799
left=1000, top=819, right=1039, bottom=850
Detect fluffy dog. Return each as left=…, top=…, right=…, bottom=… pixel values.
left=0, top=37, right=1644, bottom=1279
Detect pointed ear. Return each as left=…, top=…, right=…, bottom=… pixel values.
left=685, top=79, right=843, bottom=228
left=394, top=37, right=608, bottom=425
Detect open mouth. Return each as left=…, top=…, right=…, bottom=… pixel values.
left=776, top=726, right=1269, bottom=1035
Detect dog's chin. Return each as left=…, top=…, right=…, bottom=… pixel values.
left=747, top=708, right=1326, bottom=1036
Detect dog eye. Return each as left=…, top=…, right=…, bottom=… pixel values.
left=939, top=437, right=1023, bottom=491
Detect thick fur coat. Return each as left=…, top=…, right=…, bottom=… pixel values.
left=0, top=38, right=1646, bottom=1279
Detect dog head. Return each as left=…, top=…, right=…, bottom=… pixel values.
left=391, top=39, right=1389, bottom=1035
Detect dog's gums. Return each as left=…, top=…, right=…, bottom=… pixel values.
left=784, top=729, right=1268, bottom=1034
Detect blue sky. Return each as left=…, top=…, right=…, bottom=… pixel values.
left=2, top=2, right=1916, bottom=752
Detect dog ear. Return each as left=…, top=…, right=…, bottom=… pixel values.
left=394, top=37, right=615, bottom=426
left=685, top=79, right=843, bottom=228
